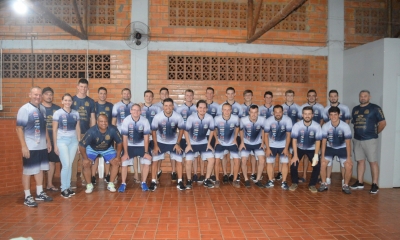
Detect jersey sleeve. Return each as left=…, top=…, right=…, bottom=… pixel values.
left=234, top=116, right=240, bottom=127
left=374, top=106, right=385, bottom=122
left=343, top=123, right=352, bottom=139
left=321, top=123, right=328, bottom=139
left=285, top=117, right=293, bottom=132
left=143, top=120, right=151, bottom=135
left=208, top=115, right=215, bottom=131
left=322, top=107, right=329, bottom=122
left=89, top=99, right=96, bottom=114
left=178, top=115, right=185, bottom=130
left=52, top=110, right=60, bottom=122
left=291, top=123, right=299, bottom=139
left=343, top=106, right=351, bottom=121
left=16, top=106, right=28, bottom=127
left=112, top=104, right=118, bottom=118
left=239, top=118, right=244, bottom=130
left=112, top=127, right=123, bottom=144
left=263, top=118, right=270, bottom=133
left=185, top=115, right=193, bottom=132
left=315, top=125, right=322, bottom=141
left=151, top=114, right=159, bottom=131
left=79, top=129, right=93, bottom=148
left=120, top=117, right=129, bottom=136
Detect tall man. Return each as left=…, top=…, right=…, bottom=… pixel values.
left=17, top=87, right=53, bottom=207
left=259, top=91, right=274, bottom=119
left=350, top=90, right=386, bottom=194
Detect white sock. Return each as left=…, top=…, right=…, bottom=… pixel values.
left=36, top=185, right=43, bottom=195
left=178, top=179, right=182, bottom=183
left=152, top=179, right=156, bottom=183
left=24, top=190, right=31, bottom=198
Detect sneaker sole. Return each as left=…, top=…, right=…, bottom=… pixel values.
left=289, top=187, right=297, bottom=191
left=318, top=188, right=328, bottom=192
left=60, top=194, right=71, bottom=198
left=350, top=186, right=364, bottom=189
left=85, top=190, right=93, bottom=194
left=370, top=190, right=379, bottom=194
left=107, top=189, right=116, bottom=192
left=24, top=203, right=38, bottom=207
left=35, top=198, right=52, bottom=202
left=186, top=186, right=192, bottom=190
left=309, top=189, right=318, bottom=193
left=342, top=190, right=352, bottom=194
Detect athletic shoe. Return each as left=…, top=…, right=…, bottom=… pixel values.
left=24, top=195, right=38, bottom=207
left=67, top=189, right=76, bottom=196
left=157, top=170, right=162, bottom=180
left=223, top=175, right=229, bottom=183
left=228, top=174, right=234, bottom=182
left=171, top=172, right=177, bottom=182
left=237, top=174, right=241, bottom=181
left=245, top=180, right=251, bottom=188
left=141, top=182, right=149, bottom=191
left=198, top=175, right=205, bottom=183
left=85, top=183, right=94, bottom=194
left=107, top=182, right=116, bottom=192
left=91, top=176, right=96, bottom=185
left=255, top=181, right=265, bottom=188
left=214, top=180, right=220, bottom=188
left=289, top=183, right=298, bottom=191
left=342, top=179, right=345, bottom=187
left=318, top=183, right=328, bottom=192
left=309, top=185, right=318, bottom=193
left=61, top=189, right=71, bottom=198
left=210, top=175, right=216, bottom=182
left=233, top=180, right=240, bottom=188
left=281, top=181, right=289, bottom=190
left=370, top=183, right=379, bottom=194
left=104, top=174, right=110, bottom=183
left=186, top=180, right=193, bottom=190
left=203, top=179, right=214, bottom=188
left=177, top=181, right=186, bottom=191
left=149, top=181, right=157, bottom=191
left=350, top=180, right=364, bottom=189
left=250, top=174, right=257, bottom=182
left=36, top=191, right=53, bottom=202
left=265, top=180, right=274, bottom=188
left=192, top=174, right=198, bottom=182
left=326, top=178, right=331, bottom=185
left=275, top=172, right=282, bottom=181
left=118, top=183, right=126, bottom=193
left=342, top=185, right=351, bottom=194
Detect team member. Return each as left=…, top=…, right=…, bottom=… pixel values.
left=289, top=106, right=322, bottom=193
left=239, top=105, right=266, bottom=188
left=53, top=94, right=81, bottom=198
left=16, top=87, right=53, bottom=207
left=119, top=104, right=152, bottom=192
left=184, top=100, right=216, bottom=189
left=204, top=87, right=219, bottom=181
left=350, top=90, right=386, bottom=194
left=319, top=107, right=353, bottom=194
left=79, top=114, right=123, bottom=193
left=41, top=87, right=61, bottom=191
left=214, top=103, right=240, bottom=188
left=259, top=91, right=274, bottom=119
left=150, top=98, right=186, bottom=191
left=264, top=105, right=292, bottom=190
left=71, top=79, right=96, bottom=188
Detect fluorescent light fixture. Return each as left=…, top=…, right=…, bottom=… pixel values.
left=13, top=0, right=28, bottom=15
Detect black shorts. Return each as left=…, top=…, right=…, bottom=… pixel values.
left=48, top=142, right=60, bottom=163
left=23, top=149, right=49, bottom=175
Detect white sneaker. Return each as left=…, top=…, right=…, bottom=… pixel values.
left=107, top=182, right=116, bottom=192
left=85, top=183, right=94, bottom=194
left=326, top=178, right=331, bottom=185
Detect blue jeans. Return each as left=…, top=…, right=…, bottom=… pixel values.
left=57, top=136, right=79, bottom=191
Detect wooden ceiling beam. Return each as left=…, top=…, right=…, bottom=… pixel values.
left=247, top=0, right=254, bottom=40
left=73, top=0, right=86, bottom=36
left=250, top=0, right=263, bottom=37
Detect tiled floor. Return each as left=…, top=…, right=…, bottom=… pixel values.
left=1, top=173, right=399, bottom=240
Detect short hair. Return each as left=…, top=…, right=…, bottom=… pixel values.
left=131, top=103, right=141, bottom=110
left=160, top=87, right=169, bottom=93
left=359, top=90, right=370, bottom=95
left=98, top=87, right=107, bottom=93
left=222, top=102, right=232, bottom=109
left=273, top=105, right=283, bottom=111
left=196, top=99, right=207, bottom=108
left=264, top=91, right=273, bottom=98
left=285, top=90, right=295, bottom=95
left=329, top=89, right=338, bottom=96
left=163, top=97, right=174, bottom=105
left=249, top=105, right=258, bottom=110
left=30, top=86, right=42, bottom=92
left=226, top=87, right=235, bottom=93
left=243, top=89, right=253, bottom=96
left=121, top=88, right=131, bottom=94
left=185, top=89, right=194, bottom=95
left=98, top=113, right=108, bottom=120
left=144, top=90, right=154, bottom=97
left=78, top=78, right=89, bottom=85
left=307, top=89, right=317, bottom=95
left=62, top=93, right=73, bottom=100
left=328, top=106, right=341, bottom=115
left=206, top=87, right=214, bottom=93
left=302, top=106, right=314, bottom=114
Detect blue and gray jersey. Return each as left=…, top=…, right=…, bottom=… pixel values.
left=322, top=120, right=352, bottom=149
left=112, top=101, right=134, bottom=131
left=219, top=101, right=243, bottom=117
left=42, top=103, right=60, bottom=143
left=291, top=120, right=322, bottom=150
left=154, top=101, right=178, bottom=111
left=52, top=109, right=80, bottom=138
left=240, top=116, right=265, bottom=145
left=240, top=103, right=253, bottom=118
left=95, top=102, right=113, bottom=125
left=352, top=103, right=385, bottom=140
left=176, top=103, right=197, bottom=123
left=299, top=103, right=325, bottom=123
left=207, top=101, right=220, bottom=118
left=79, top=125, right=122, bottom=151
left=259, top=105, right=274, bottom=119
left=72, top=96, right=95, bottom=134
left=141, top=104, right=162, bottom=125
left=214, top=114, right=239, bottom=146
left=17, top=103, right=47, bottom=150
left=151, top=111, right=185, bottom=144
left=283, top=103, right=300, bottom=125
left=121, top=116, right=151, bottom=147
left=264, top=115, right=293, bottom=148
left=186, top=113, right=215, bottom=145
left=323, top=103, right=351, bottom=123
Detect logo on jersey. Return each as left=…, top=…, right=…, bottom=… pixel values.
left=354, top=110, right=359, bottom=115
left=105, top=135, right=110, bottom=140
left=364, top=109, right=369, bottom=114
left=139, top=125, right=144, bottom=131
left=105, top=107, right=110, bottom=111
left=203, top=124, right=208, bottom=129
left=85, top=101, right=89, bottom=107
left=171, top=122, right=175, bottom=127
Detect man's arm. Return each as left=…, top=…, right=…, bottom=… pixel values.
left=290, top=139, right=299, bottom=165
left=264, top=132, right=271, bottom=156
left=90, top=113, right=96, bottom=127
left=184, top=131, right=192, bottom=153
left=112, top=117, right=117, bottom=126
left=377, top=120, right=386, bottom=134
left=143, top=134, right=151, bottom=159
left=321, top=139, right=327, bottom=158
left=16, top=126, right=30, bottom=159
left=239, top=128, right=245, bottom=150
left=282, top=132, right=291, bottom=156
left=121, top=135, right=129, bottom=161
left=345, top=139, right=351, bottom=159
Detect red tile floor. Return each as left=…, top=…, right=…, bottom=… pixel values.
left=1, top=173, right=399, bottom=240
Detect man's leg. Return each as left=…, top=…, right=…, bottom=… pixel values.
left=47, top=162, right=56, bottom=189
left=71, top=151, right=80, bottom=185
left=91, top=158, right=99, bottom=183
left=141, top=163, right=150, bottom=183
left=344, top=160, right=353, bottom=186
left=193, top=156, right=198, bottom=177
left=357, top=159, right=366, bottom=182
left=370, top=161, right=379, bottom=184
left=250, top=155, right=256, bottom=177
left=256, top=157, right=265, bottom=181
left=133, top=157, right=140, bottom=182
left=222, top=154, right=228, bottom=176
left=233, top=158, right=240, bottom=181
left=214, top=158, right=221, bottom=181
left=281, top=162, right=288, bottom=182
left=152, top=161, right=158, bottom=180
left=82, top=159, right=93, bottom=188
left=241, top=156, right=249, bottom=181
left=302, top=155, right=309, bottom=181
left=186, top=159, right=193, bottom=181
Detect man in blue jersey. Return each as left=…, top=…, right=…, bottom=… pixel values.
left=41, top=87, right=61, bottom=191
left=17, top=87, right=53, bottom=207
left=204, top=87, right=219, bottom=182
left=214, top=103, right=240, bottom=188
left=259, top=91, right=274, bottom=120
left=184, top=100, right=216, bottom=188
left=112, top=88, right=134, bottom=132
left=150, top=98, right=186, bottom=191
left=119, top=104, right=152, bottom=192
left=72, top=79, right=96, bottom=188
left=79, top=114, right=123, bottom=193
left=289, top=106, right=322, bottom=193
left=350, top=90, right=386, bottom=194
left=239, top=105, right=265, bottom=188
left=264, top=105, right=293, bottom=190
left=319, top=107, right=353, bottom=194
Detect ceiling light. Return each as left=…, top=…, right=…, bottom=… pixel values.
left=13, top=0, right=28, bottom=15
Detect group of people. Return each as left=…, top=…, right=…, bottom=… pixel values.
left=17, top=79, right=386, bottom=207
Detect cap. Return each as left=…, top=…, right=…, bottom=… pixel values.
left=42, top=87, right=54, bottom=94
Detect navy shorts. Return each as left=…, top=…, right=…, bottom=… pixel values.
left=23, top=149, right=49, bottom=175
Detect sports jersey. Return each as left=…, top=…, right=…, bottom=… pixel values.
left=291, top=120, right=322, bottom=150
left=219, top=101, right=243, bottom=117
left=352, top=103, right=385, bottom=140
left=206, top=101, right=220, bottom=118
left=283, top=102, right=300, bottom=125
left=176, top=103, right=197, bottom=123
left=52, top=109, right=80, bottom=138
left=72, top=96, right=95, bottom=134
left=214, top=114, right=240, bottom=146
left=95, top=101, right=113, bottom=125
left=112, top=101, right=134, bottom=131
left=240, top=103, right=253, bottom=118
left=141, top=104, right=161, bottom=125
left=154, top=101, right=178, bottom=111
left=264, top=115, right=293, bottom=148
left=186, top=113, right=215, bottom=145
left=121, top=116, right=151, bottom=146
left=240, top=116, right=265, bottom=145
left=321, top=120, right=352, bottom=149
left=79, top=125, right=122, bottom=151
left=322, top=103, right=351, bottom=123
left=151, top=111, right=185, bottom=144
left=42, top=103, right=60, bottom=143
left=259, top=104, right=274, bottom=119
left=299, top=102, right=325, bottom=123
left=17, top=103, right=47, bottom=150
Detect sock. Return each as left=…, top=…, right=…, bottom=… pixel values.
left=178, top=179, right=182, bottom=183
left=152, top=179, right=156, bottom=183
left=142, top=182, right=146, bottom=184
left=24, top=190, right=31, bottom=198
left=36, top=185, right=43, bottom=195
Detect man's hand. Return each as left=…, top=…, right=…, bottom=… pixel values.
left=22, top=146, right=30, bottom=159
left=265, top=148, right=272, bottom=157
left=282, top=148, right=289, bottom=157
left=185, top=145, right=193, bottom=154
left=47, top=142, right=52, bottom=153
left=290, top=156, right=299, bottom=166
left=153, top=145, right=161, bottom=155
left=54, top=146, right=60, bottom=156
left=239, top=143, right=246, bottom=151
left=312, top=154, right=319, bottom=167
left=206, top=143, right=214, bottom=152
left=121, top=153, right=130, bottom=162
left=173, top=144, right=182, bottom=154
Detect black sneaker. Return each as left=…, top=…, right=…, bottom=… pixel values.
left=203, top=179, right=214, bottom=188
left=275, top=172, right=282, bottom=181
left=210, top=175, right=216, bottom=182
left=171, top=172, right=177, bottom=182
left=177, top=181, right=186, bottom=191
left=24, top=195, right=38, bottom=207
left=157, top=170, right=162, bottom=180
left=198, top=175, right=205, bottom=183
left=61, top=189, right=71, bottom=198
left=350, top=180, right=364, bottom=189
left=91, top=176, right=96, bottom=185
left=186, top=180, right=193, bottom=190
left=245, top=180, right=251, bottom=188
left=149, top=181, right=157, bottom=191
left=228, top=174, right=234, bottom=182
left=237, top=174, right=241, bottom=181
left=370, top=183, right=379, bottom=194
left=192, top=174, right=198, bottom=182
left=223, top=174, right=229, bottom=183
left=255, top=181, right=265, bottom=188
left=105, top=174, right=110, bottom=183
left=67, top=189, right=76, bottom=196
left=250, top=174, right=257, bottom=182
left=35, top=191, right=53, bottom=202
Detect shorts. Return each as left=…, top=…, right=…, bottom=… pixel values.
left=353, top=138, right=378, bottom=162
left=152, top=142, right=183, bottom=162
left=122, top=146, right=152, bottom=166
left=240, top=143, right=265, bottom=158
left=23, top=149, right=49, bottom=175
left=215, top=144, right=239, bottom=159
left=186, top=144, right=214, bottom=161
left=86, top=145, right=117, bottom=164
left=48, top=142, right=60, bottom=163
left=180, top=138, right=187, bottom=158
left=266, top=147, right=289, bottom=164
left=324, top=147, right=347, bottom=167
